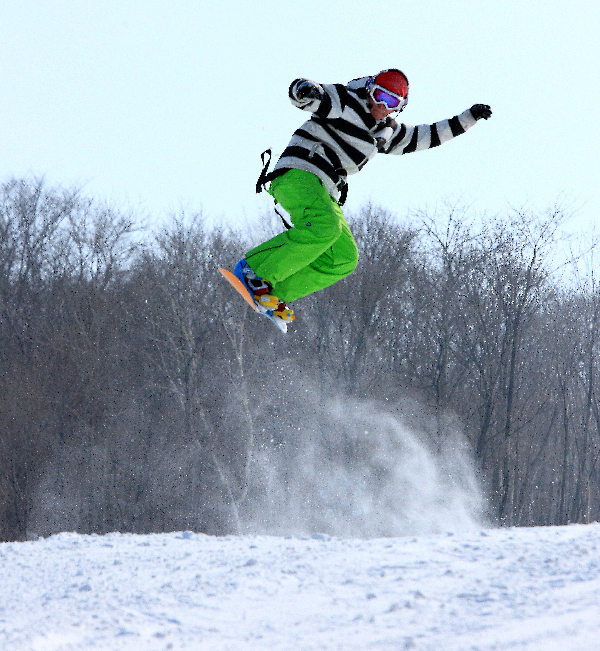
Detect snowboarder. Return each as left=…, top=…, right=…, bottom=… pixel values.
left=232, top=69, right=492, bottom=326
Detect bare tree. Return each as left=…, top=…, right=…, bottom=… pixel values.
left=484, top=208, right=568, bottom=524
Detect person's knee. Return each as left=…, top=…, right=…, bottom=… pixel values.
left=336, top=235, right=359, bottom=276
left=348, top=245, right=359, bottom=272
left=345, top=247, right=359, bottom=275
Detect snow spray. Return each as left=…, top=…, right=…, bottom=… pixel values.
left=242, top=394, right=488, bottom=538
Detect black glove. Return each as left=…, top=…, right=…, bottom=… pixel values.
left=295, top=81, right=323, bottom=102
left=470, top=104, right=492, bottom=120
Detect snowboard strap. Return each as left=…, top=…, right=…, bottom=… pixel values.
left=255, top=149, right=292, bottom=230
left=255, top=136, right=350, bottom=229
left=255, top=148, right=273, bottom=194
left=274, top=206, right=292, bottom=230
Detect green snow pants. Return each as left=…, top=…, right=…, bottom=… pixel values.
left=245, top=169, right=359, bottom=302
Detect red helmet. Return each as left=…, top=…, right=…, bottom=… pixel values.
left=368, top=69, right=409, bottom=111
left=373, top=69, right=409, bottom=98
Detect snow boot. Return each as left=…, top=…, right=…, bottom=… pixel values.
left=234, top=259, right=295, bottom=323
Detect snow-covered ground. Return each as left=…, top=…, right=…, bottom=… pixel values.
left=1, top=524, right=600, bottom=651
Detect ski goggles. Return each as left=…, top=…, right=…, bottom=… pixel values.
left=370, top=85, right=408, bottom=111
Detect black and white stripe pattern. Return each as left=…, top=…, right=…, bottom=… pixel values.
left=272, top=77, right=479, bottom=202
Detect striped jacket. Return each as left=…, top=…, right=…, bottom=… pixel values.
left=271, top=77, right=480, bottom=202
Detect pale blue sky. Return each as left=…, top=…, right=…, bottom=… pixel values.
left=2, top=0, right=599, bottom=233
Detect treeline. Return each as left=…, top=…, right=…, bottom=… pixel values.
left=1, top=177, right=599, bottom=542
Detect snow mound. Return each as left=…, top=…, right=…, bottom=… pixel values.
left=2, top=523, right=600, bottom=650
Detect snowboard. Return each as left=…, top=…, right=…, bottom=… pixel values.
left=218, top=268, right=288, bottom=333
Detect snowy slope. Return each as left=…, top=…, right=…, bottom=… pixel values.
left=1, top=524, right=600, bottom=651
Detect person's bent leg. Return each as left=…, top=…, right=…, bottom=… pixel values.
left=246, top=170, right=343, bottom=285
left=245, top=169, right=358, bottom=302
left=270, top=216, right=358, bottom=301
